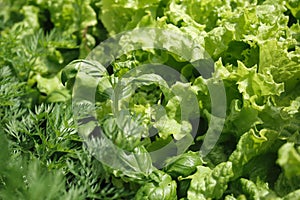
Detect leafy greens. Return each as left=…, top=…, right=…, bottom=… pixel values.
left=0, top=0, right=300, bottom=199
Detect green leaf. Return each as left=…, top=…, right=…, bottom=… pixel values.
left=277, top=143, right=300, bottom=179
left=35, top=73, right=70, bottom=102
left=238, top=178, right=279, bottom=200
left=229, top=129, right=280, bottom=178
left=283, top=189, right=300, bottom=200
left=99, top=0, right=160, bottom=35
left=187, top=162, right=234, bottom=200
left=259, top=40, right=300, bottom=91
left=47, top=0, right=97, bottom=34
left=154, top=116, right=192, bottom=140
left=163, top=151, right=202, bottom=178
left=274, top=173, right=300, bottom=197
left=135, top=170, right=177, bottom=200
left=286, top=0, right=300, bottom=19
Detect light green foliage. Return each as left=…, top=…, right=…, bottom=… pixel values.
left=1, top=0, right=300, bottom=199
left=99, top=0, right=161, bottom=35
left=163, top=151, right=203, bottom=178
left=187, top=162, right=234, bottom=200
left=277, top=143, right=300, bottom=178
left=135, top=170, right=177, bottom=200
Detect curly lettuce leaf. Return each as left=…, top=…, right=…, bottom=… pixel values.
left=44, top=0, right=97, bottom=35
left=99, top=0, right=160, bottom=35
left=259, top=39, right=300, bottom=93
left=135, top=170, right=177, bottom=200
left=277, top=143, right=300, bottom=179
left=187, top=162, right=234, bottom=200
left=238, top=178, right=279, bottom=200
left=229, top=129, right=280, bottom=178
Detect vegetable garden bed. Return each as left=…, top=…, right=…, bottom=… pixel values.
left=0, top=0, right=299, bottom=199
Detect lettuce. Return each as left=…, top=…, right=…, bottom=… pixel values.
left=1, top=0, right=300, bottom=199
left=277, top=143, right=300, bottom=178
left=187, top=162, right=234, bottom=200
left=135, top=171, right=177, bottom=200
left=61, top=0, right=300, bottom=198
